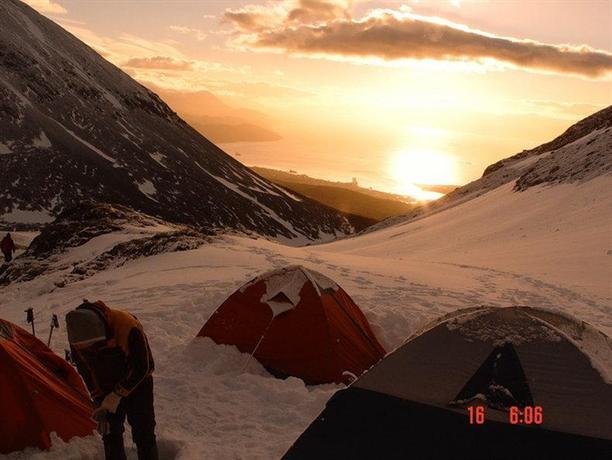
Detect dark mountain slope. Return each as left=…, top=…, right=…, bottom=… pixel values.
left=0, top=0, right=350, bottom=242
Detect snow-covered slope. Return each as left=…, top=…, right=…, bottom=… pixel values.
left=1, top=230, right=610, bottom=459
left=328, top=107, right=612, bottom=304
left=0, top=0, right=350, bottom=242
left=327, top=177, right=612, bottom=303
left=366, top=105, right=612, bottom=233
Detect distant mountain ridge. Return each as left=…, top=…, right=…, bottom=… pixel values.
left=148, top=86, right=282, bottom=143
left=484, top=105, right=612, bottom=179
left=0, top=0, right=350, bottom=243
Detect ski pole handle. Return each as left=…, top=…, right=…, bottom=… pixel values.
left=47, top=314, right=59, bottom=346
left=25, top=308, right=35, bottom=336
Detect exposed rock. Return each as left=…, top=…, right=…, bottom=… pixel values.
left=66, top=229, right=211, bottom=285
left=0, top=202, right=210, bottom=285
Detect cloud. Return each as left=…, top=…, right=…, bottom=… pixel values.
left=59, top=21, right=191, bottom=68
left=224, top=0, right=351, bottom=31
left=23, top=0, right=67, bottom=14
left=223, top=2, right=287, bottom=32
left=287, top=0, right=351, bottom=23
left=170, top=25, right=207, bottom=41
left=124, top=56, right=194, bottom=71
left=225, top=7, right=612, bottom=79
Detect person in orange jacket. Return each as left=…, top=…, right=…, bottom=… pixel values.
left=66, top=301, right=157, bottom=460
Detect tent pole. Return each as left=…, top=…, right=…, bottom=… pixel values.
left=329, top=294, right=382, bottom=356
left=241, top=317, right=274, bottom=374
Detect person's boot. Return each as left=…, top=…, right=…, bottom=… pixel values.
left=137, top=443, right=159, bottom=460
left=103, top=434, right=127, bottom=460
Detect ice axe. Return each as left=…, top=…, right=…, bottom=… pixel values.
left=47, top=314, right=59, bottom=347
left=25, top=308, right=35, bottom=336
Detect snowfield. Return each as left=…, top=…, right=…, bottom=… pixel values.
left=331, top=177, right=612, bottom=308
left=1, top=175, right=611, bottom=459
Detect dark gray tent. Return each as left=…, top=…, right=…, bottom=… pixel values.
left=284, top=306, right=612, bottom=459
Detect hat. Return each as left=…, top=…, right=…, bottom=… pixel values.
left=65, top=309, right=106, bottom=347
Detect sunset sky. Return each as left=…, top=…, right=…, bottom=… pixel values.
left=25, top=0, right=612, bottom=197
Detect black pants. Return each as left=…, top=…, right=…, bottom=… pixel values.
left=2, top=251, right=11, bottom=263
left=103, top=376, right=158, bottom=460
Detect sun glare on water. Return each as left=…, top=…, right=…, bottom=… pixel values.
left=389, top=148, right=457, bottom=201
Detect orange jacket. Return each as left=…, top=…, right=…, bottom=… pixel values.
left=71, top=301, right=154, bottom=400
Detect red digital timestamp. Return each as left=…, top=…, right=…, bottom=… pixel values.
left=467, top=406, right=544, bottom=425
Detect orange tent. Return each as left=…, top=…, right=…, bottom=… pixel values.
left=198, top=266, right=385, bottom=384
left=0, top=318, right=95, bottom=454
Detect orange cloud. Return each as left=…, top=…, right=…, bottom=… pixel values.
left=225, top=0, right=351, bottom=31
left=124, top=56, right=194, bottom=71
left=287, top=0, right=351, bottom=23
left=224, top=3, right=286, bottom=32
left=225, top=7, right=612, bottom=79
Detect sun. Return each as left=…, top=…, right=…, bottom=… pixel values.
left=389, top=148, right=457, bottom=200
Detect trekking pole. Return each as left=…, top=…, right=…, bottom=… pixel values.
left=47, top=314, right=59, bottom=347
left=25, top=308, right=35, bottom=336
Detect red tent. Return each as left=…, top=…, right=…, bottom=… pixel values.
left=198, top=265, right=386, bottom=384
left=0, top=318, right=95, bottom=454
